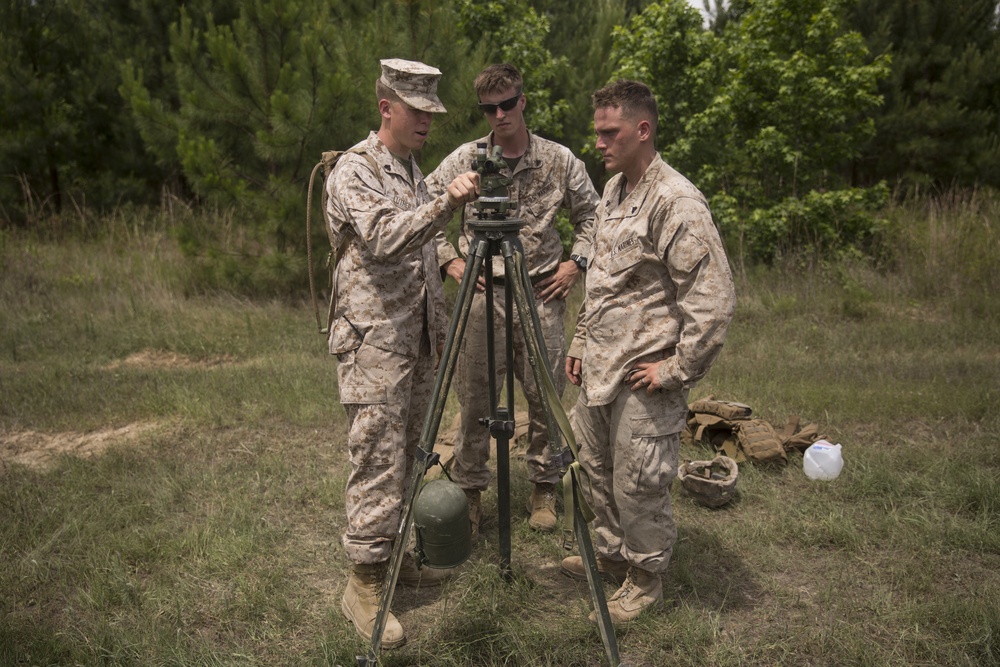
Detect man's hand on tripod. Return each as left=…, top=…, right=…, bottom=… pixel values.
left=536, top=260, right=581, bottom=303
left=445, top=171, right=480, bottom=210
left=443, top=258, right=486, bottom=290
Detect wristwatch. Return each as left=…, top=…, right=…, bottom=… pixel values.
left=569, top=254, right=588, bottom=271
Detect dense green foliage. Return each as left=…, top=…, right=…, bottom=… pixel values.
left=124, top=2, right=366, bottom=248
left=615, top=0, right=891, bottom=259
left=2, top=0, right=999, bottom=280
left=1, top=0, right=153, bottom=218
left=848, top=0, right=1000, bottom=191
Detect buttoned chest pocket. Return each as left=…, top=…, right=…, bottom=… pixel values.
left=606, top=240, right=643, bottom=275
left=524, top=181, right=563, bottom=219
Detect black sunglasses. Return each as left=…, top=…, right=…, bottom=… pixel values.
left=478, top=90, right=522, bottom=115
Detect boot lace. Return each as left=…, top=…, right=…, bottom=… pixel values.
left=614, top=568, right=638, bottom=600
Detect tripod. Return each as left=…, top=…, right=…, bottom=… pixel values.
left=356, top=147, right=625, bottom=667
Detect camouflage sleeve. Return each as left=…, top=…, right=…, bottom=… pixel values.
left=434, top=229, right=460, bottom=268
left=655, top=197, right=736, bottom=390
left=426, top=148, right=468, bottom=266
left=332, top=157, right=455, bottom=262
left=564, top=154, right=599, bottom=260
left=568, top=294, right=589, bottom=360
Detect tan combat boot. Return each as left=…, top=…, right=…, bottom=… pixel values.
left=526, top=482, right=557, bottom=532
left=398, top=551, right=454, bottom=587
left=589, top=567, right=663, bottom=625
left=559, top=555, right=630, bottom=586
left=342, top=562, right=405, bottom=648
left=465, top=488, right=483, bottom=541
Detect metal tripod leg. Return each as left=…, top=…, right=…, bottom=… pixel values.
left=500, top=236, right=563, bottom=456
left=358, top=227, right=622, bottom=666
left=500, top=236, right=623, bottom=667
left=357, top=235, right=489, bottom=667
left=482, top=243, right=516, bottom=579
left=571, top=468, right=623, bottom=667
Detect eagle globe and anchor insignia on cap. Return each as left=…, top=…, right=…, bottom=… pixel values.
left=379, top=58, right=447, bottom=114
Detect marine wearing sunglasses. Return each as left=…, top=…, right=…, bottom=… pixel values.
left=478, top=89, right=522, bottom=115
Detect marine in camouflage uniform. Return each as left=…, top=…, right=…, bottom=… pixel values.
left=328, top=129, right=453, bottom=563
left=562, top=80, right=736, bottom=624
left=326, top=58, right=479, bottom=648
left=426, top=64, right=598, bottom=536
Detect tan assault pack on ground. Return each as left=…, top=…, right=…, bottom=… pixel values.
left=682, top=396, right=823, bottom=465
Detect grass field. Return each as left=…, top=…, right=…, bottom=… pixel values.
left=1, top=192, right=999, bottom=666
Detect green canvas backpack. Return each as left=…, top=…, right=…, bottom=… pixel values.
left=306, top=149, right=380, bottom=334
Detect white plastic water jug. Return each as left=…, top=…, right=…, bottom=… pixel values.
left=803, top=440, right=844, bottom=480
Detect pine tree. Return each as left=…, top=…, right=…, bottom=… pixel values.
left=850, top=0, right=1000, bottom=190
left=1, top=1, right=135, bottom=221
left=528, top=0, right=635, bottom=163
left=121, top=0, right=485, bottom=294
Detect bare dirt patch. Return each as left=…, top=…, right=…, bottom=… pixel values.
left=105, top=349, right=237, bottom=370
left=0, top=421, right=161, bottom=471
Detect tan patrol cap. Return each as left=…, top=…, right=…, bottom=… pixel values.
left=379, top=58, right=447, bottom=114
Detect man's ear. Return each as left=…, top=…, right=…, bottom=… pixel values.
left=637, top=119, right=652, bottom=142
left=378, top=99, right=393, bottom=120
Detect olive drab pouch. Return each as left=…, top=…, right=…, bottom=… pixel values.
left=682, top=398, right=753, bottom=456
left=306, top=149, right=381, bottom=335
left=734, top=419, right=786, bottom=465
left=778, top=414, right=823, bottom=454
left=684, top=396, right=822, bottom=466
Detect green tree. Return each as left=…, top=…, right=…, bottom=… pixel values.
left=456, top=0, right=572, bottom=139
left=531, top=0, right=635, bottom=169
left=849, top=0, right=1000, bottom=190
left=1, top=0, right=130, bottom=222
left=121, top=0, right=480, bottom=294
left=0, top=0, right=235, bottom=225
left=612, top=0, right=717, bottom=166
left=615, top=0, right=890, bottom=260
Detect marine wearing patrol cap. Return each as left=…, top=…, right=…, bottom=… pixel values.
left=379, top=58, right=447, bottom=114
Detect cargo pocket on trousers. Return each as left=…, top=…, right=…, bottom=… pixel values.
left=621, top=414, right=675, bottom=497
left=339, top=384, right=393, bottom=468
left=329, top=316, right=367, bottom=357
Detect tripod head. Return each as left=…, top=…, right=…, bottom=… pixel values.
left=471, top=143, right=518, bottom=222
